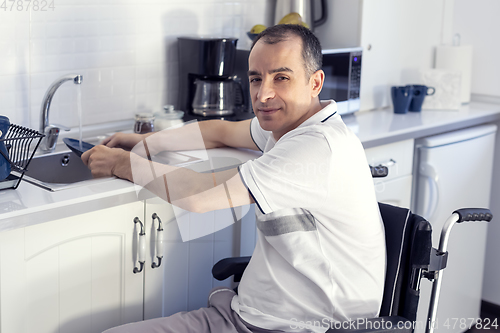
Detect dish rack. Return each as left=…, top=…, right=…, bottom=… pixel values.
left=0, top=124, right=44, bottom=190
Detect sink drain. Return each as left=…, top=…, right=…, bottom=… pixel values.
left=61, top=154, right=70, bottom=167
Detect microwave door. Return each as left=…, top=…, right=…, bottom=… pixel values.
left=320, top=53, right=350, bottom=114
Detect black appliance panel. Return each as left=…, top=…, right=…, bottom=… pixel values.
left=319, top=52, right=350, bottom=102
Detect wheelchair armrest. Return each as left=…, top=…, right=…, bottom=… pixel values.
left=212, top=256, right=251, bottom=282
left=325, top=316, right=413, bottom=333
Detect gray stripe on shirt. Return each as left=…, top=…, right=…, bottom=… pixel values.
left=257, top=212, right=317, bottom=236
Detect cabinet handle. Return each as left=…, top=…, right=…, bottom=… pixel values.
left=420, top=162, right=439, bottom=221
left=151, top=213, right=164, bottom=269
left=370, top=158, right=396, bottom=168
left=133, top=217, right=146, bottom=274
left=369, top=159, right=395, bottom=178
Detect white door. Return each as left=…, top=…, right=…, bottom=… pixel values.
left=0, top=201, right=145, bottom=333
left=414, top=125, right=497, bottom=333
left=144, top=197, right=249, bottom=320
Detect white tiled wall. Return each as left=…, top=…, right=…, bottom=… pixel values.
left=0, top=0, right=266, bottom=130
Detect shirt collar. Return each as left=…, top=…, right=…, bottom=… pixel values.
left=296, top=100, right=338, bottom=129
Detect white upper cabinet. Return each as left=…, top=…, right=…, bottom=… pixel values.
left=359, top=0, right=446, bottom=111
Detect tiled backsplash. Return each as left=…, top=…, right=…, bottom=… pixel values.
left=0, top=0, right=265, bottom=130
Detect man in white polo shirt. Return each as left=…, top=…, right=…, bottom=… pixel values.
left=84, top=24, right=385, bottom=333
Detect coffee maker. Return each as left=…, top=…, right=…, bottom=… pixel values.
left=178, top=36, right=253, bottom=121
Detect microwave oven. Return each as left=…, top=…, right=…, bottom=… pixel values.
left=320, top=47, right=362, bottom=115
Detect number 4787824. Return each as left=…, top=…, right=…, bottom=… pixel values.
left=1, top=0, right=55, bottom=11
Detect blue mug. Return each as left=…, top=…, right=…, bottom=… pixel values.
left=409, top=85, right=435, bottom=112
left=0, top=116, right=11, bottom=181
left=391, top=86, right=414, bottom=114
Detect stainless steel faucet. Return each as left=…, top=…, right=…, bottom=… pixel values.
left=39, top=74, right=83, bottom=153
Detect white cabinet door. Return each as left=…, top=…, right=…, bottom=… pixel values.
left=0, top=202, right=145, bottom=333
left=143, top=197, right=249, bottom=320
left=414, top=126, right=496, bottom=333
left=359, top=0, right=445, bottom=111
left=365, top=139, right=414, bottom=209
left=373, top=174, right=412, bottom=209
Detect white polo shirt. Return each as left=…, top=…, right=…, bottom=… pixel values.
left=232, top=101, right=386, bottom=333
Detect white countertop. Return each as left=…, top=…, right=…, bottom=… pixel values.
left=0, top=147, right=262, bottom=232
left=1, top=100, right=499, bottom=232
left=345, top=101, right=500, bottom=148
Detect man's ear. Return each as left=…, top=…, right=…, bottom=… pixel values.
left=310, top=70, right=324, bottom=98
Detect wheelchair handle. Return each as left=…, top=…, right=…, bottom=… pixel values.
left=426, top=208, right=493, bottom=333
left=452, top=208, right=493, bottom=223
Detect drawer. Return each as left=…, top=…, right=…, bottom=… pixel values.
left=373, top=174, right=412, bottom=209
left=364, top=139, right=414, bottom=181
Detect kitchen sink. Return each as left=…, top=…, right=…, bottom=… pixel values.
left=22, top=151, right=112, bottom=191
left=26, top=151, right=92, bottom=183
left=21, top=147, right=246, bottom=191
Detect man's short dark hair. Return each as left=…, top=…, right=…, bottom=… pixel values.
left=251, top=24, right=323, bottom=79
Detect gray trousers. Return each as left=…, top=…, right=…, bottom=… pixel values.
left=103, top=287, right=286, bottom=333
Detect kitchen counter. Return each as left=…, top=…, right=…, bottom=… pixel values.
left=346, top=101, right=500, bottom=148
left=0, top=147, right=262, bottom=232
left=1, top=100, right=499, bottom=232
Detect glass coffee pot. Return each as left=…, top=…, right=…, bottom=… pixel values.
left=191, top=78, right=243, bottom=117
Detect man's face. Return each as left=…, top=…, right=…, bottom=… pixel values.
left=248, top=36, right=322, bottom=139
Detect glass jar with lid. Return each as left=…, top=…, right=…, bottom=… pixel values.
left=154, top=105, right=184, bottom=131
left=134, top=112, right=155, bottom=134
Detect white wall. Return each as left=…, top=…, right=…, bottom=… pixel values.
left=0, top=0, right=266, bottom=130
left=447, top=0, right=500, bottom=306
left=453, top=0, right=500, bottom=98
left=453, top=0, right=500, bottom=305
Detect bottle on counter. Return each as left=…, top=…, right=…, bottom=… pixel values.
left=154, top=105, right=184, bottom=131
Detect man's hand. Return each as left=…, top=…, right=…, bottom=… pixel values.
left=81, top=145, right=132, bottom=180
left=101, top=132, right=150, bottom=151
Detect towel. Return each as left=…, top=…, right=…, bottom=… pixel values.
left=0, top=116, right=12, bottom=180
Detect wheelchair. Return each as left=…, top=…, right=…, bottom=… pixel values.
left=212, top=199, right=492, bottom=333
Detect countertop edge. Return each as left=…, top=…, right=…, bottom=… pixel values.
left=360, top=108, right=500, bottom=149
left=0, top=185, right=142, bottom=233
left=0, top=147, right=262, bottom=232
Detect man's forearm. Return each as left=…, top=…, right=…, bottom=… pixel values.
left=147, top=120, right=228, bottom=153
left=146, top=118, right=256, bottom=154
left=128, top=153, right=248, bottom=213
